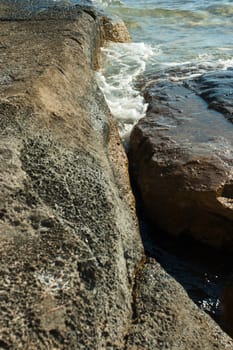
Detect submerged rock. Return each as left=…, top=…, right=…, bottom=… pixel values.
left=129, top=79, right=233, bottom=250
left=188, top=69, right=233, bottom=122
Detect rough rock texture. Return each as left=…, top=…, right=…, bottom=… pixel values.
left=102, top=15, right=131, bottom=43
left=125, top=259, right=233, bottom=350
left=0, top=5, right=143, bottom=349
left=0, top=3, right=233, bottom=349
left=129, top=80, right=233, bottom=250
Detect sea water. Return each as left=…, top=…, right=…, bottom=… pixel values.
left=92, top=0, right=233, bottom=139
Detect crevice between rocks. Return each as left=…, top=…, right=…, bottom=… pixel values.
left=123, top=255, right=147, bottom=349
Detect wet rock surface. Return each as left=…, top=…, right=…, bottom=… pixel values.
left=0, top=3, right=232, bottom=349
left=130, top=78, right=233, bottom=250
left=187, top=68, right=233, bottom=122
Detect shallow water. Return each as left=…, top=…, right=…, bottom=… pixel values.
left=140, top=218, right=233, bottom=323
left=95, top=0, right=233, bottom=136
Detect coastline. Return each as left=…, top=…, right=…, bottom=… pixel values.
left=0, top=2, right=232, bottom=348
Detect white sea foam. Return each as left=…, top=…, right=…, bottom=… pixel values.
left=91, top=0, right=123, bottom=8
left=94, top=0, right=233, bottom=144
left=154, top=55, right=233, bottom=82
left=96, top=42, right=156, bottom=141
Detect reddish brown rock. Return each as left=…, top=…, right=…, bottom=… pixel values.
left=129, top=80, right=233, bottom=250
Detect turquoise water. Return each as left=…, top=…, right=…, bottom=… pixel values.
left=94, top=0, right=233, bottom=137
left=99, top=0, right=233, bottom=71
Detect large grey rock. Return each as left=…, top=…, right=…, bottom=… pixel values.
left=129, top=80, right=233, bottom=250
left=0, top=5, right=143, bottom=349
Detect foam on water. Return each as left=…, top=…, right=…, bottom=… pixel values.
left=94, top=0, right=233, bottom=143
left=154, top=56, right=233, bottom=82
left=92, top=0, right=123, bottom=7
left=96, top=42, right=156, bottom=141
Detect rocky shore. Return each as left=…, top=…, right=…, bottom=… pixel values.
left=0, top=2, right=232, bottom=349
left=130, top=73, right=233, bottom=250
